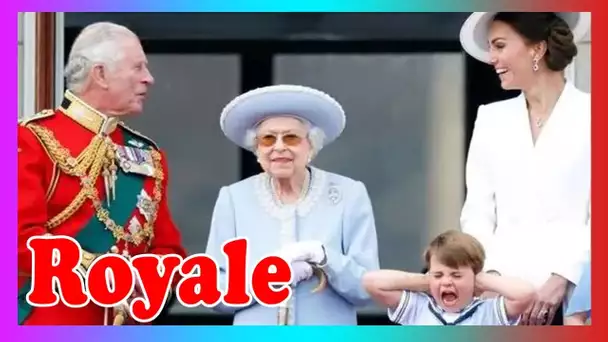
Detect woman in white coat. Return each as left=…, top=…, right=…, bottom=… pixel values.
left=458, top=12, right=591, bottom=325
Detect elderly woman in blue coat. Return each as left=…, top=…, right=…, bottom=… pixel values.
left=204, top=84, right=380, bottom=325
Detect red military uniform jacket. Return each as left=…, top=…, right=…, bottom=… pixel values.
left=18, top=90, right=187, bottom=325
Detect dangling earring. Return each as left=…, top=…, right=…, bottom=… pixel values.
left=532, top=57, right=539, bottom=72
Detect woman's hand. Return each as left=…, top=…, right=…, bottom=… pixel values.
left=520, top=274, right=569, bottom=325
left=290, top=261, right=314, bottom=285
left=276, top=241, right=327, bottom=265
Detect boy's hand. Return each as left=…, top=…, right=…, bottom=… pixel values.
left=421, top=272, right=431, bottom=294
left=474, top=273, right=486, bottom=296
left=475, top=272, right=498, bottom=298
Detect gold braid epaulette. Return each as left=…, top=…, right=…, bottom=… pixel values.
left=25, top=123, right=163, bottom=246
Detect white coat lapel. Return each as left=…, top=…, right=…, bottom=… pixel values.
left=532, top=83, right=587, bottom=214
left=533, top=82, right=581, bottom=166
left=533, top=82, right=576, bottom=152
left=511, top=93, right=536, bottom=151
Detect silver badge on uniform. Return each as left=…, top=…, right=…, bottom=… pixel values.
left=127, top=216, right=142, bottom=235
left=137, top=189, right=156, bottom=222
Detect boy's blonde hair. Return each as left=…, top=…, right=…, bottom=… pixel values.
left=423, top=230, right=486, bottom=274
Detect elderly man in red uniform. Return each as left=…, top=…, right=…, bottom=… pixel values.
left=18, top=21, right=187, bottom=325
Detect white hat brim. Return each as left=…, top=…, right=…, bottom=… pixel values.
left=220, top=84, right=346, bottom=150
left=460, top=12, right=591, bottom=64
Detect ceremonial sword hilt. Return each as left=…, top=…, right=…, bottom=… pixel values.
left=276, top=262, right=328, bottom=325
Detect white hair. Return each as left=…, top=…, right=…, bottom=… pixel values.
left=64, top=22, right=137, bottom=93
left=244, top=117, right=327, bottom=159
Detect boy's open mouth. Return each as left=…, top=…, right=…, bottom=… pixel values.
left=440, top=290, right=459, bottom=306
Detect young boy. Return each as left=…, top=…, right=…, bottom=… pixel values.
left=362, top=230, right=535, bottom=325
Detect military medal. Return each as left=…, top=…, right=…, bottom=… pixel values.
left=127, top=139, right=144, bottom=148
left=127, top=216, right=142, bottom=235
left=115, top=144, right=156, bottom=177
left=137, top=190, right=155, bottom=221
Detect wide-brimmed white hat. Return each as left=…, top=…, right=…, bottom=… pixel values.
left=459, top=12, right=591, bottom=63
left=219, top=84, right=346, bottom=150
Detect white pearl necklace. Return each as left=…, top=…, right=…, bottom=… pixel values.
left=269, top=169, right=311, bottom=206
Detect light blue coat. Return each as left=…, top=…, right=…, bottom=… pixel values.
left=566, top=258, right=591, bottom=319
left=204, top=167, right=380, bottom=325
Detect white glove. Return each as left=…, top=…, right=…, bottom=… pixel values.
left=276, top=241, right=326, bottom=265
left=290, top=261, right=314, bottom=285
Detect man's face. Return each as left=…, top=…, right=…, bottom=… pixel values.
left=102, top=36, right=154, bottom=116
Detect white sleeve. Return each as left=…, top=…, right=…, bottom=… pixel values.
left=460, top=104, right=501, bottom=273
left=387, top=291, right=427, bottom=325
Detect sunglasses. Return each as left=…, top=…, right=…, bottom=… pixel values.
left=256, top=133, right=305, bottom=147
